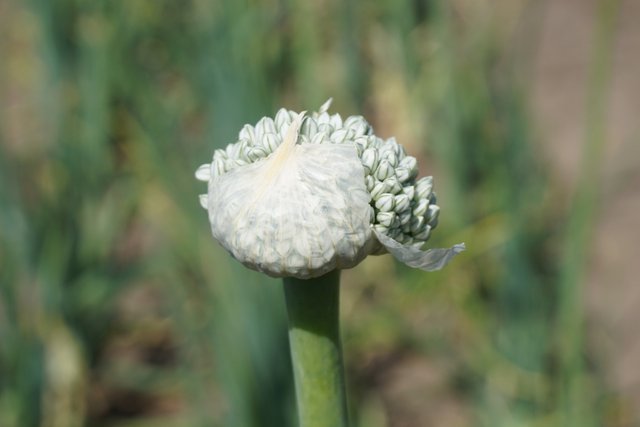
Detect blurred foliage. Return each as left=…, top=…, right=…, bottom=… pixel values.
left=0, top=0, right=625, bottom=426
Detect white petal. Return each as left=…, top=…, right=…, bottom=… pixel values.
left=374, top=228, right=464, bottom=271
left=195, top=163, right=211, bottom=182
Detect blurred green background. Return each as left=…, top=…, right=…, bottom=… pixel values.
left=1, top=0, right=639, bottom=426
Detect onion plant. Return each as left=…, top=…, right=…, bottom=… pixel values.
left=195, top=100, right=463, bottom=427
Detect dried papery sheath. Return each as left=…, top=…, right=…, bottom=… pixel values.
left=196, top=99, right=464, bottom=279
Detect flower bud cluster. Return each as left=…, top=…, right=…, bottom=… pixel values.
left=360, top=137, right=439, bottom=252
left=199, top=100, right=441, bottom=251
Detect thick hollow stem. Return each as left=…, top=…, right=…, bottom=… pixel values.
left=283, top=270, right=349, bottom=427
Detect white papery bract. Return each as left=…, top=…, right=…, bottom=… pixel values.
left=196, top=100, right=464, bottom=279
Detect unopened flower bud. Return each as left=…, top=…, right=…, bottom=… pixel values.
left=370, top=181, right=386, bottom=200
left=410, top=215, right=425, bottom=234
left=375, top=159, right=394, bottom=181
left=195, top=163, right=211, bottom=182
left=239, top=124, right=255, bottom=142
left=331, top=129, right=349, bottom=144
left=394, top=194, right=410, bottom=213
left=329, top=114, right=343, bottom=129
left=311, top=130, right=327, bottom=145
left=380, top=149, right=398, bottom=168
left=361, top=148, right=379, bottom=175
left=344, top=115, right=369, bottom=136
left=399, top=155, right=417, bottom=171
left=275, top=108, right=291, bottom=130
left=395, top=167, right=411, bottom=183
left=375, top=193, right=396, bottom=212
left=247, top=146, right=269, bottom=162
left=385, top=177, right=403, bottom=195
left=402, top=185, right=415, bottom=200
left=415, top=176, right=433, bottom=200
left=213, top=158, right=226, bottom=176
left=300, top=117, right=318, bottom=137
left=376, top=211, right=396, bottom=228
left=398, top=211, right=412, bottom=226
left=365, top=175, right=376, bottom=192
left=412, top=199, right=429, bottom=218
left=414, top=225, right=431, bottom=241
left=264, top=133, right=280, bottom=153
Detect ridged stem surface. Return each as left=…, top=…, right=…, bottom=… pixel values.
left=283, top=270, right=349, bottom=427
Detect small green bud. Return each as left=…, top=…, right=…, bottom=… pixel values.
left=398, top=210, right=412, bottom=226
left=316, top=112, right=330, bottom=125
left=426, top=204, right=439, bottom=221
left=195, top=163, right=211, bottom=182
left=415, top=176, right=433, bottom=200
left=414, top=225, right=431, bottom=241
left=213, top=149, right=227, bottom=161
left=329, top=114, right=343, bottom=130
left=236, top=140, right=250, bottom=162
left=373, top=224, right=388, bottom=236
left=365, top=175, right=376, bottom=192
left=370, top=181, right=386, bottom=200
left=213, top=158, right=226, bottom=176
left=375, top=159, right=394, bottom=180
left=402, top=185, right=415, bottom=200
left=300, top=117, right=318, bottom=137
left=375, top=193, right=396, bottom=212
left=399, top=155, right=417, bottom=171
left=262, top=117, right=277, bottom=134
left=225, top=142, right=237, bottom=158
left=264, top=133, right=280, bottom=153
left=368, top=206, right=376, bottom=223
left=288, top=110, right=300, bottom=123
left=253, top=118, right=265, bottom=140
left=388, top=138, right=405, bottom=158
left=384, top=176, right=403, bottom=195
left=380, top=148, right=398, bottom=168
left=239, top=124, right=255, bottom=142
left=410, top=215, right=424, bottom=234
left=361, top=148, right=379, bottom=175
left=376, top=211, right=396, bottom=228
left=394, top=194, right=410, bottom=213
left=388, top=227, right=403, bottom=241
left=395, top=167, right=411, bottom=183
left=344, top=115, right=370, bottom=136
left=275, top=108, right=291, bottom=130
left=299, top=135, right=310, bottom=145
left=319, top=123, right=333, bottom=135
left=426, top=205, right=439, bottom=228
left=224, top=158, right=236, bottom=171
left=247, top=146, right=269, bottom=162
left=365, top=135, right=378, bottom=149
left=331, top=129, right=349, bottom=144
left=310, top=130, right=327, bottom=145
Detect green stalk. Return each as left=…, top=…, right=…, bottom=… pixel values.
left=556, top=1, right=619, bottom=425
left=283, top=270, right=349, bottom=427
